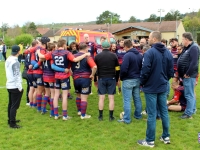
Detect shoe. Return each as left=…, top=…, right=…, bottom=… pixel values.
left=50, top=115, right=54, bottom=118
left=98, top=116, right=103, bottom=121
left=54, top=115, right=61, bottom=120
left=10, top=124, right=21, bottom=129
left=160, top=137, right=170, bottom=144
left=141, top=110, right=147, bottom=115
left=63, top=116, right=72, bottom=121
left=26, top=103, right=30, bottom=106
left=109, top=116, right=115, bottom=121
left=41, top=110, right=48, bottom=115
left=81, top=114, right=91, bottom=119
left=180, top=114, right=192, bottom=119
left=137, top=139, right=155, bottom=148
left=89, top=92, right=93, bottom=95
left=156, top=117, right=161, bottom=120
left=117, top=119, right=125, bottom=123
left=77, top=111, right=81, bottom=116
left=68, top=95, right=73, bottom=99
left=8, top=120, right=20, bottom=124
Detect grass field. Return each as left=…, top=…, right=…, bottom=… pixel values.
left=0, top=53, right=200, bottom=150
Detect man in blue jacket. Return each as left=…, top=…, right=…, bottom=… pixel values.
left=118, top=39, right=143, bottom=123
left=138, top=31, right=174, bottom=148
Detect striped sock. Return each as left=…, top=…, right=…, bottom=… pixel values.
left=33, top=103, right=37, bottom=107
left=81, top=101, right=87, bottom=117
left=62, top=110, right=67, bottom=117
left=50, top=98, right=54, bottom=116
left=42, top=96, right=49, bottom=113
left=47, top=97, right=50, bottom=106
left=30, top=102, right=33, bottom=107
left=76, top=97, right=81, bottom=112
left=54, top=107, right=58, bottom=117
left=36, top=94, right=42, bottom=111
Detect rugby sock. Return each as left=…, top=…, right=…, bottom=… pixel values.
left=99, top=110, right=103, bottom=117
left=30, top=102, right=33, bottom=107
left=47, top=97, right=50, bottom=106
left=109, top=110, right=114, bottom=117
left=76, top=97, right=81, bottom=112
left=50, top=98, right=54, bottom=116
left=36, top=94, right=42, bottom=111
left=62, top=110, right=67, bottom=117
left=33, top=103, right=37, bottom=107
left=81, top=101, right=87, bottom=117
left=42, top=96, right=49, bottom=112
left=54, top=107, right=58, bottom=117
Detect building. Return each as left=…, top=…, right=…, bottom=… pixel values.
left=53, top=21, right=185, bottom=44
left=42, top=29, right=59, bottom=42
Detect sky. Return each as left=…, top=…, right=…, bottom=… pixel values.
left=1, top=0, right=200, bottom=27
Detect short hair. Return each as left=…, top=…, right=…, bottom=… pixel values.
left=119, top=38, right=124, bottom=42
left=32, top=40, right=38, bottom=47
left=124, top=39, right=133, bottom=48
left=151, top=31, right=161, bottom=41
left=182, top=32, right=193, bottom=41
left=57, top=38, right=66, bottom=47
left=69, top=41, right=78, bottom=50
left=161, top=39, right=166, bottom=43
left=79, top=43, right=88, bottom=50
left=170, top=38, right=178, bottom=43
left=142, top=44, right=151, bottom=52
left=100, top=36, right=106, bottom=40
left=47, top=43, right=56, bottom=51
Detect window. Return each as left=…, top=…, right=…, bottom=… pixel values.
left=61, top=36, right=76, bottom=46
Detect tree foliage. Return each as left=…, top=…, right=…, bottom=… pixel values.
left=96, top=11, right=122, bottom=24
left=22, top=22, right=39, bottom=38
left=145, top=14, right=160, bottom=22
left=7, top=25, right=21, bottom=38
left=164, top=10, right=181, bottom=21
left=128, top=16, right=137, bottom=23
left=4, top=36, right=15, bottom=47
left=15, top=34, right=33, bottom=45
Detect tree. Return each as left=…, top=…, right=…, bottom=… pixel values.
left=145, top=14, right=160, bottom=22
left=164, top=10, right=181, bottom=21
left=96, top=11, right=121, bottom=24
left=15, top=34, right=33, bottom=46
left=6, top=25, right=21, bottom=38
left=4, top=36, right=15, bottom=47
left=28, top=22, right=38, bottom=38
left=128, top=16, right=137, bottom=23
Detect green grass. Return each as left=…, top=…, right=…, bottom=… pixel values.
left=0, top=53, right=200, bottom=150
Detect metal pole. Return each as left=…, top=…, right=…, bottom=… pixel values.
left=111, top=13, right=112, bottom=25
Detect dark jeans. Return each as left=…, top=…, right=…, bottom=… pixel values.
left=2, top=52, right=6, bottom=60
left=26, top=79, right=30, bottom=103
left=7, top=89, right=23, bottom=122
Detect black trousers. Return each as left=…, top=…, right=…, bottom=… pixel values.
left=7, top=89, right=23, bottom=122
left=26, top=79, right=30, bottom=103
left=18, top=54, right=22, bottom=63
left=2, top=52, right=6, bottom=60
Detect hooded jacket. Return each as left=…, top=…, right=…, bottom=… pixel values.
left=140, top=43, right=174, bottom=93
left=120, top=48, right=143, bottom=81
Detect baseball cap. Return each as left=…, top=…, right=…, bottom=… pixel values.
left=101, top=41, right=110, bottom=49
left=11, top=45, right=20, bottom=55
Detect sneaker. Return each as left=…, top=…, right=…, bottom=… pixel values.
left=89, top=92, right=93, bottom=95
left=141, top=110, right=147, bottom=115
left=117, top=119, right=125, bottom=123
left=77, top=111, right=81, bottom=116
left=81, top=114, right=91, bottom=119
left=63, top=116, right=72, bottom=121
left=180, top=113, right=192, bottom=119
left=54, top=115, right=61, bottom=120
left=160, top=137, right=170, bottom=144
left=26, top=103, right=30, bottom=106
left=98, top=116, right=103, bottom=121
left=41, top=110, right=48, bottom=115
left=137, top=139, right=155, bottom=148
left=109, top=116, right=115, bottom=121
left=68, top=95, right=73, bottom=99
left=10, top=124, right=21, bottom=129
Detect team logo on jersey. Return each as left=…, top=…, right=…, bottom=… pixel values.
left=49, top=83, right=54, bottom=87
left=55, top=83, right=60, bottom=88
left=88, top=42, right=92, bottom=46
left=44, top=82, right=47, bottom=86
left=32, top=81, right=36, bottom=86
left=97, top=49, right=102, bottom=54
left=37, top=78, right=42, bottom=84
left=82, top=87, right=89, bottom=93
left=117, top=49, right=126, bottom=53
left=173, top=54, right=178, bottom=58
left=61, top=82, right=67, bottom=88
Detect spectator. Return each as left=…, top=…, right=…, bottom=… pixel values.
left=95, top=41, right=120, bottom=121
left=5, top=45, right=23, bottom=128
left=2, top=42, right=7, bottom=60
left=161, top=39, right=167, bottom=47
left=142, top=44, right=151, bottom=55
left=177, top=32, right=200, bottom=119
left=18, top=42, right=24, bottom=63
left=0, top=42, right=3, bottom=61
left=118, top=39, right=143, bottom=123
left=138, top=31, right=174, bottom=147
left=68, top=41, right=79, bottom=54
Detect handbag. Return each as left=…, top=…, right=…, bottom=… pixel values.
left=22, top=68, right=28, bottom=79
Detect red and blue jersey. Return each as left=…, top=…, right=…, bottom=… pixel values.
left=71, top=52, right=96, bottom=80
left=96, top=44, right=103, bottom=55
left=116, top=46, right=126, bottom=65
left=85, top=42, right=96, bottom=59
left=171, top=47, right=178, bottom=71
left=24, top=50, right=33, bottom=74
left=42, top=52, right=55, bottom=82
left=45, top=49, right=74, bottom=79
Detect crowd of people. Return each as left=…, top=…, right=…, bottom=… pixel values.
left=4, top=31, right=199, bottom=148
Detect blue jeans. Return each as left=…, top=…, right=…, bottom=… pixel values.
left=122, top=79, right=142, bottom=123
left=183, top=78, right=196, bottom=116
left=145, top=92, right=170, bottom=142
left=0, top=52, right=2, bottom=61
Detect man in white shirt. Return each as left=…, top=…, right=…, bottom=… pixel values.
left=5, top=45, right=23, bottom=129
